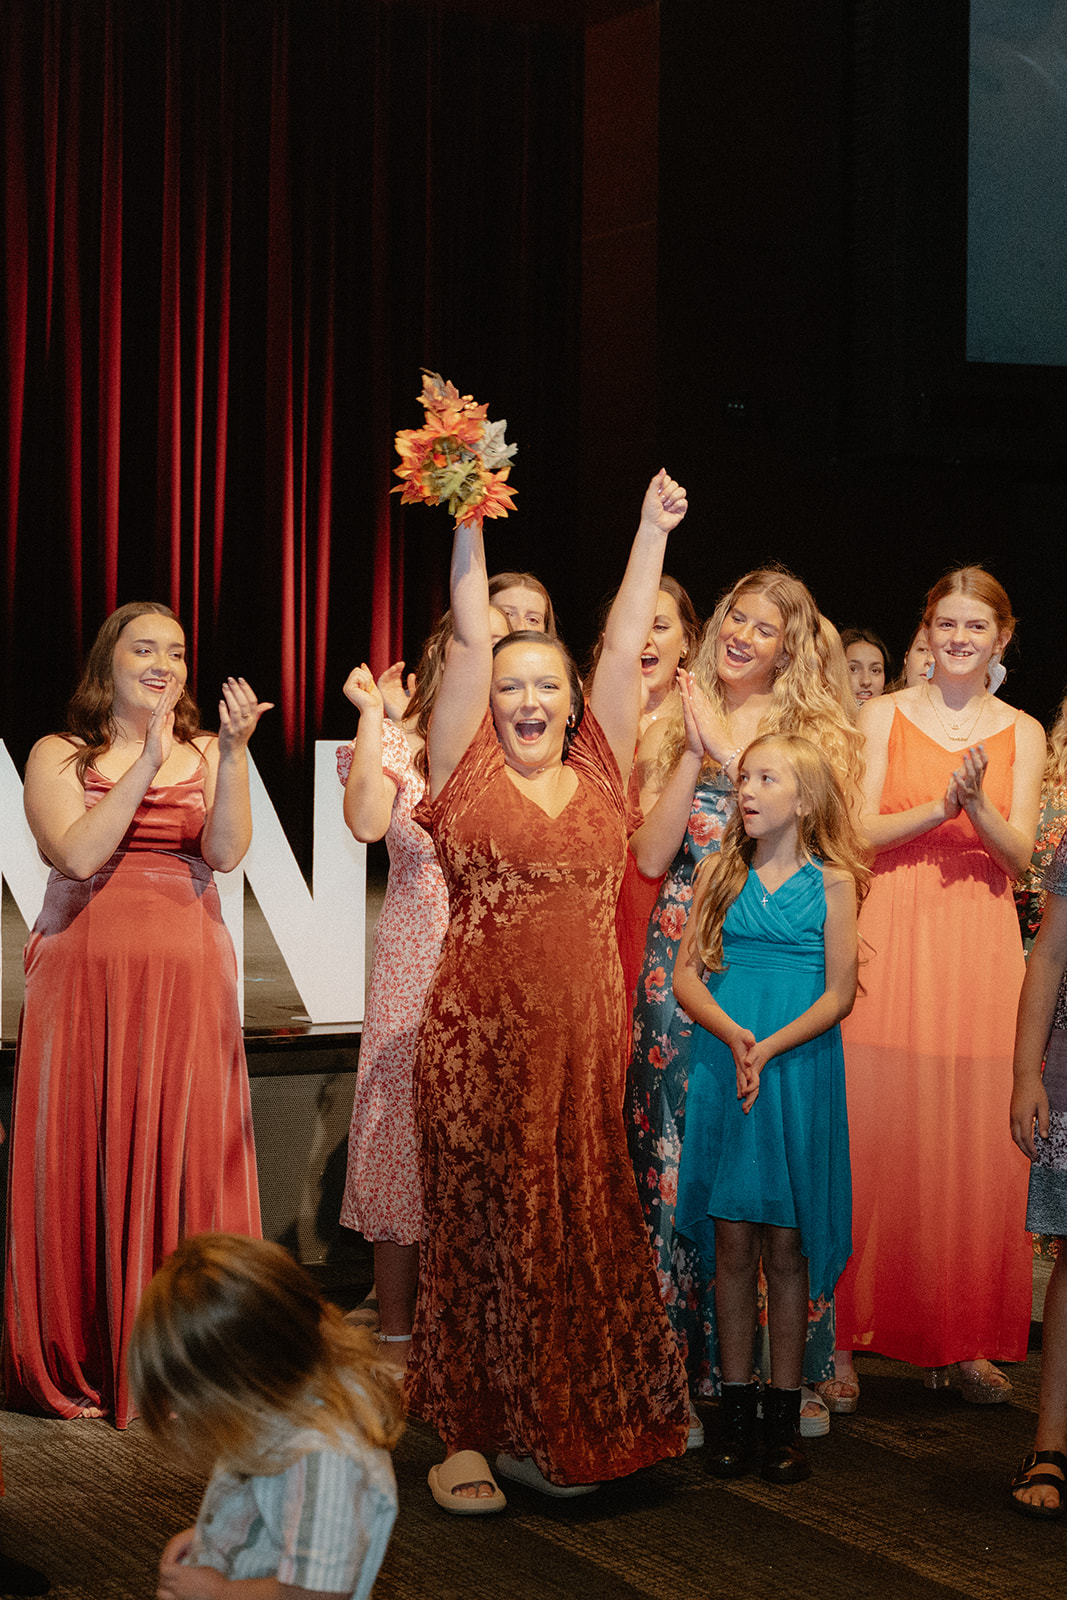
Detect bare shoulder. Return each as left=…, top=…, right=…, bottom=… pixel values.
left=858, top=691, right=903, bottom=735
left=820, top=863, right=855, bottom=893
left=1012, top=708, right=1047, bottom=751
left=27, top=733, right=81, bottom=773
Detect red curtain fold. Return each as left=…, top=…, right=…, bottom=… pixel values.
left=266, top=10, right=298, bottom=754
left=157, top=1, right=183, bottom=616
left=98, top=0, right=123, bottom=617
left=2, top=8, right=29, bottom=639
left=1, top=0, right=583, bottom=839
left=61, top=3, right=85, bottom=658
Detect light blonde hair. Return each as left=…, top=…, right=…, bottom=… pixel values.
left=655, top=567, right=864, bottom=802
left=690, top=732, right=870, bottom=974
left=128, top=1234, right=404, bottom=1476
left=1045, top=688, right=1067, bottom=792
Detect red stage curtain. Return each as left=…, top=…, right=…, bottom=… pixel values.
left=0, top=0, right=582, bottom=842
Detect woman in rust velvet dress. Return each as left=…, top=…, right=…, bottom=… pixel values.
left=3, top=603, right=267, bottom=1427
left=409, top=475, right=691, bottom=1512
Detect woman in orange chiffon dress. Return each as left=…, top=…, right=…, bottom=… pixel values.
left=833, top=568, right=1043, bottom=1401
left=3, top=603, right=267, bottom=1427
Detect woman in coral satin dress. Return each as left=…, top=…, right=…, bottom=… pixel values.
left=408, top=474, right=691, bottom=1513
left=3, top=602, right=268, bottom=1426
left=833, top=567, right=1044, bottom=1402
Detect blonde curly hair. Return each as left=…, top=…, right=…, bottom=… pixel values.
left=691, top=732, right=870, bottom=974
left=654, top=566, right=864, bottom=805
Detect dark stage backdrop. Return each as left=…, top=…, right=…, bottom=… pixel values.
left=1, top=0, right=582, bottom=848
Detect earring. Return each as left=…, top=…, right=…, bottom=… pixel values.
left=567, top=712, right=576, bottom=727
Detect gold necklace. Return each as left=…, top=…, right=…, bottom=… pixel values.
left=924, top=681, right=987, bottom=744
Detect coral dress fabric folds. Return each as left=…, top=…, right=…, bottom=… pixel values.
left=407, top=711, right=688, bottom=1485
left=3, top=770, right=261, bottom=1426
left=835, top=711, right=1031, bottom=1365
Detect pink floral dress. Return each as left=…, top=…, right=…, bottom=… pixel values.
left=336, top=722, right=449, bottom=1243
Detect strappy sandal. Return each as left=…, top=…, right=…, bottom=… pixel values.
left=1010, top=1450, right=1066, bottom=1520
left=813, top=1373, right=859, bottom=1414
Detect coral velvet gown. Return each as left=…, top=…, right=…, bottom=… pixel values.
left=407, top=710, right=689, bottom=1485
left=835, top=710, right=1031, bottom=1365
left=3, top=768, right=261, bottom=1426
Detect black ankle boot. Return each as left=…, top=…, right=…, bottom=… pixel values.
left=761, top=1386, right=811, bottom=1483
left=708, top=1380, right=760, bottom=1478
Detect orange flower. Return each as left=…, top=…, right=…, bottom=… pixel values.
left=455, top=467, right=518, bottom=529
left=392, top=373, right=517, bottom=529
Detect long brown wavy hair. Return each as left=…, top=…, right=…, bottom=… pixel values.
left=404, top=610, right=455, bottom=780
left=656, top=567, right=864, bottom=804
left=690, top=732, right=870, bottom=974
left=582, top=573, right=701, bottom=684
left=1044, top=688, right=1067, bottom=793
left=128, top=1233, right=404, bottom=1477
left=64, top=602, right=201, bottom=782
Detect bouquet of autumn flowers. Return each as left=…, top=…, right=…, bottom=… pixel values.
left=392, top=371, right=518, bottom=529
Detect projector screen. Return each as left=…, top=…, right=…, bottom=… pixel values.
left=967, top=0, right=1067, bottom=366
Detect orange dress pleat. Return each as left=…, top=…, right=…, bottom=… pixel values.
left=835, top=710, right=1031, bottom=1366
left=3, top=772, right=261, bottom=1426
left=407, top=711, right=689, bottom=1485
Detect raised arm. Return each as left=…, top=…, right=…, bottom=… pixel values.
left=424, top=519, right=493, bottom=799
left=23, top=679, right=186, bottom=880
left=341, top=666, right=400, bottom=844
left=588, top=470, right=687, bottom=783
left=628, top=670, right=704, bottom=876
left=199, top=678, right=273, bottom=873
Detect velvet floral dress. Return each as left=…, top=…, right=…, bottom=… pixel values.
left=406, top=709, right=688, bottom=1485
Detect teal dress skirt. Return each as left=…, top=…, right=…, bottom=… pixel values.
left=675, top=862, right=852, bottom=1301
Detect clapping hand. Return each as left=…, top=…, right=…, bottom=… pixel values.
left=343, top=664, right=385, bottom=718
left=678, top=669, right=734, bottom=766
left=950, top=743, right=988, bottom=812
left=142, top=676, right=185, bottom=771
left=378, top=659, right=415, bottom=722
left=217, top=678, right=273, bottom=756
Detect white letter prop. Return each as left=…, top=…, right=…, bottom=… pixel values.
left=0, top=740, right=366, bottom=1028
left=218, top=744, right=366, bottom=1024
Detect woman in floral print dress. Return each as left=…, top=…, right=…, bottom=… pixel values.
left=627, top=568, right=863, bottom=1407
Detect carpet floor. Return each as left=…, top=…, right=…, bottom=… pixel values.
left=0, top=1351, right=1061, bottom=1599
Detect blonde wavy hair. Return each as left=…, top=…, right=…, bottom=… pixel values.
left=690, top=732, right=870, bottom=974
left=654, top=567, right=864, bottom=803
left=1045, top=688, right=1067, bottom=793
left=128, top=1233, right=404, bottom=1477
